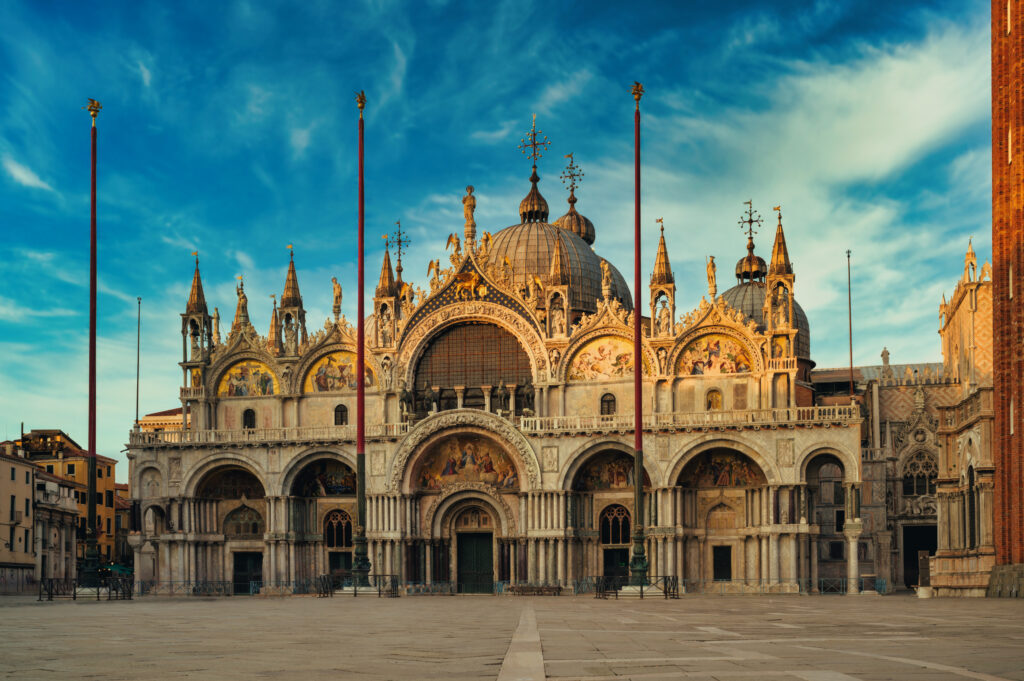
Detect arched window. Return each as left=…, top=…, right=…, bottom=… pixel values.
left=600, top=504, right=631, bottom=545
left=705, top=389, right=723, bottom=411
left=242, top=409, right=256, bottom=429
left=901, top=451, right=937, bottom=496
left=600, top=393, right=616, bottom=415
left=324, top=510, right=353, bottom=548
left=334, top=404, right=348, bottom=426
left=224, top=506, right=264, bottom=538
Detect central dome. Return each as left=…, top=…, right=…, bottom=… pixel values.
left=488, top=220, right=631, bottom=313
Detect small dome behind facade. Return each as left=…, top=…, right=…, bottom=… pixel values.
left=553, top=205, right=596, bottom=245
left=719, top=281, right=810, bottom=358
left=735, top=237, right=768, bottom=282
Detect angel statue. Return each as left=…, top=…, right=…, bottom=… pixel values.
left=427, top=259, right=442, bottom=291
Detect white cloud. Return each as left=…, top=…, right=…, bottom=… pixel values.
left=290, top=125, right=312, bottom=158
left=0, top=295, right=77, bottom=321
left=471, top=120, right=517, bottom=143
left=137, top=60, right=152, bottom=87
left=2, top=154, right=53, bottom=191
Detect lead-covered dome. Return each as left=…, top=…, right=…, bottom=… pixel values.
left=719, top=281, right=810, bottom=358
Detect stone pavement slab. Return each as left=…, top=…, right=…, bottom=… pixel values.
left=0, top=592, right=1021, bottom=681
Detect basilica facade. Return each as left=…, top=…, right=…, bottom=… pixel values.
left=127, top=160, right=865, bottom=595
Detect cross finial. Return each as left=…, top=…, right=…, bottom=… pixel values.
left=391, top=219, right=410, bottom=275
left=560, top=152, right=583, bottom=197
left=738, top=200, right=763, bottom=239
left=518, top=113, right=551, bottom=165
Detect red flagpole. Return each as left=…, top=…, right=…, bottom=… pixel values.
left=353, top=91, right=371, bottom=583
left=84, top=98, right=102, bottom=585
left=630, top=82, right=648, bottom=583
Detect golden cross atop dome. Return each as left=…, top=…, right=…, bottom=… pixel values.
left=560, top=152, right=583, bottom=194
left=738, top=199, right=763, bottom=239
left=518, top=114, right=551, bottom=164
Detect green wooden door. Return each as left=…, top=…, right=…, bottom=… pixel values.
left=457, top=532, right=493, bottom=594
left=232, top=552, right=263, bottom=594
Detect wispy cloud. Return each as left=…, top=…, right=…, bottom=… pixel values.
left=137, top=60, right=152, bottom=87
left=0, top=295, right=77, bottom=321
left=2, top=154, right=53, bottom=191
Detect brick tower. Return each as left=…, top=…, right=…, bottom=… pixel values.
left=991, top=0, right=1024, bottom=593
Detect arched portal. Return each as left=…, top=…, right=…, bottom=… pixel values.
left=287, top=457, right=357, bottom=579
left=195, top=466, right=266, bottom=593
left=676, top=449, right=768, bottom=587
left=433, top=497, right=511, bottom=593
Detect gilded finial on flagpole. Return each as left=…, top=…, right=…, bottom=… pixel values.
left=355, top=90, right=366, bottom=118
left=83, top=98, right=103, bottom=126
left=631, top=82, right=644, bottom=108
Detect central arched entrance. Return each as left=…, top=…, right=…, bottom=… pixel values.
left=451, top=505, right=496, bottom=593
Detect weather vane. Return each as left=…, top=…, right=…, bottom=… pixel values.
left=738, top=200, right=763, bottom=239
left=656, top=217, right=664, bottom=234
left=631, top=82, right=644, bottom=105
left=518, top=113, right=551, bottom=165
left=83, top=98, right=102, bottom=126
left=355, top=90, right=366, bottom=116
left=560, top=152, right=583, bottom=195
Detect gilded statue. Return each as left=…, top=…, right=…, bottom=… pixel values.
left=706, top=255, right=717, bottom=299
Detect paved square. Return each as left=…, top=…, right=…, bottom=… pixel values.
left=1, top=593, right=1022, bottom=680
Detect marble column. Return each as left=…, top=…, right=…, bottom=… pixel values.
left=845, top=521, right=863, bottom=595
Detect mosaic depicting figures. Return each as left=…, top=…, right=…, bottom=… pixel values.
left=568, top=337, right=648, bottom=381
left=293, top=460, right=357, bottom=497
left=303, top=351, right=377, bottom=393
left=415, top=436, right=519, bottom=491
left=679, top=451, right=766, bottom=488
left=573, top=451, right=651, bottom=491
left=676, top=334, right=752, bottom=376
left=217, top=361, right=278, bottom=397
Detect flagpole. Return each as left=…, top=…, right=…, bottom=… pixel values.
left=83, top=98, right=102, bottom=587
left=847, top=250, right=854, bottom=399
left=352, top=90, right=371, bottom=587
left=135, top=297, right=141, bottom=428
left=630, top=82, right=649, bottom=585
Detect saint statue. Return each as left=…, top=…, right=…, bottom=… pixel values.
left=600, top=259, right=612, bottom=300
left=706, top=255, right=717, bottom=299
left=551, top=306, right=565, bottom=336
left=379, top=305, right=393, bottom=346
left=462, top=185, right=476, bottom=232
left=283, top=319, right=298, bottom=355
left=212, top=307, right=221, bottom=345
left=657, top=301, right=672, bottom=336
left=331, top=277, right=342, bottom=320
left=881, top=347, right=890, bottom=366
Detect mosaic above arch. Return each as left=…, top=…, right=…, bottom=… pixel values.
left=676, top=334, right=753, bottom=376
left=568, top=336, right=650, bottom=381
left=217, top=361, right=279, bottom=397
left=573, top=451, right=651, bottom=491
left=415, top=434, right=520, bottom=492
left=678, top=450, right=766, bottom=488
left=292, top=459, right=357, bottom=496
left=303, top=351, right=377, bottom=393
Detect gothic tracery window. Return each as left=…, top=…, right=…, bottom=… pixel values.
left=224, top=506, right=264, bottom=538
left=600, top=504, right=631, bottom=545
left=901, top=450, right=937, bottom=496
left=324, top=509, right=353, bottom=548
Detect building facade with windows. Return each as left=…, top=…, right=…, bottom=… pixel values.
left=33, top=470, right=82, bottom=581
left=128, top=162, right=871, bottom=595
left=0, top=448, right=36, bottom=593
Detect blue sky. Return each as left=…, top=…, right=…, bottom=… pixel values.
left=0, top=0, right=991, bottom=478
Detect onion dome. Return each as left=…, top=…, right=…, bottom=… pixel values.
left=553, top=203, right=595, bottom=245
left=518, top=166, right=549, bottom=223
left=735, top=236, right=767, bottom=282
left=720, top=280, right=810, bottom=358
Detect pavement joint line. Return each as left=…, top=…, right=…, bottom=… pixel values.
left=542, top=672, right=861, bottom=681
left=497, top=603, right=546, bottom=681
left=792, top=645, right=1016, bottom=681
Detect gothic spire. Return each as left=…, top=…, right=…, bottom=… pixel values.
left=376, top=243, right=396, bottom=297
left=549, top=237, right=569, bottom=285
left=768, top=206, right=793, bottom=276
left=186, top=254, right=207, bottom=314
left=280, top=248, right=303, bottom=308
left=651, top=220, right=674, bottom=285
left=267, top=296, right=282, bottom=355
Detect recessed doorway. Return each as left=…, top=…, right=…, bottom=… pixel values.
left=232, top=552, right=263, bottom=595
left=457, top=532, right=493, bottom=594
left=903, top=525, right=937, bottom=588
left=713, top=545, right=732, bottom=581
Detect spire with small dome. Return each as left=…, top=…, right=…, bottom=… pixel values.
left=553, top=152, right=595, bottom=245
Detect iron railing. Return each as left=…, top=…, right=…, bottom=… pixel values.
left=315, top=573, right=400, bottom=597
left=594, top=576, right=680, bottom=599
left=38, top=578, right=77, bottom=601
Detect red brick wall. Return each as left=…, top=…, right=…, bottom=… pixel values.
left=992, top=0, right=1024, bottom=565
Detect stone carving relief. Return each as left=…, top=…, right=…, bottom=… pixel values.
left=422, top=482, right=518, bottom=538
left=541, top=446, right=559, bottom=473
